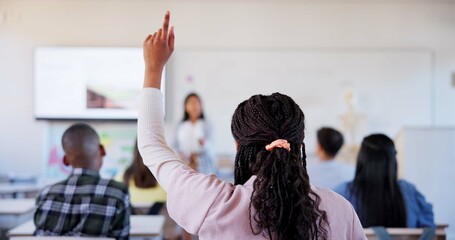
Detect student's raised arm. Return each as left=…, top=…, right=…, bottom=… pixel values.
left=137, top=13, right=234, bottom=235
left=138, top=11, right=182, bottom=190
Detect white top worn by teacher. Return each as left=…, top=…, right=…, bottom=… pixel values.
left=138, top=88, right=367, bottom=240
left=174, top=119, right=216, bottom=174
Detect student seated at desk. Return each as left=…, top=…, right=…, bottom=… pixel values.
left=34, top=123, right=130, bottom=239
left=117, top=140, right=166, bottom=213
left=119, top=140, right=181, bottom=239
left=137, top=12, right=366, bottom=239
left=334, top=134, right=435, bottom=228
left=307, top=127, right=354, bottom=190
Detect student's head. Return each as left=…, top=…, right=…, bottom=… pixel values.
left=315, top=127, right=344, bottom=160
left=356, top=134, right=398, bottom=181
left=231, top=92, right=328, bottom=240
left=351, top=133, right=406, bottom=227
left=183, top=93, right=204, bottom=122
left=62, top=123, right=105, bottom=171
left=123, top=139, right=157, bottom=188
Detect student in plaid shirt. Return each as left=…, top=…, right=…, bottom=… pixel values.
left=34, top=123, right=130, bottom=239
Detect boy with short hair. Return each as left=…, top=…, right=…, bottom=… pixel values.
left=307, top=127, right=355, bottom=190
left=34, top=123, right=130, bottom=239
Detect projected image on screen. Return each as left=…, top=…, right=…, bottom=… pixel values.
left=34, top=47, right=165, bottom=120
left=86, top=88, right=122, bottom=109
left=84, top=63, right=139, bottom=109
left=86, top=88, right=126, bottom=109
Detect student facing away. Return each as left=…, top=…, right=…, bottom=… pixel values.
left=307, top=127, right=355, bottom=190
left=118, top=140, right=181, bottom=240
left=138, top=11, right=366, bottom=240
left=118, top=139, right=166, bottom=209
left=335, top=134, right=434, bottom=228
left=34, top=123, right=130, bottom=239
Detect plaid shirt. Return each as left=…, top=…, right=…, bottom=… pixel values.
left=34, top=168, right=130, bottom=239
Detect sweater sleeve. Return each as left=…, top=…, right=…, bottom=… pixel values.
left=137, top=88, right=188, bottom=189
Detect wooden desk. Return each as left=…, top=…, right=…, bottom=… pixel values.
left=5, top=219, right=34, bottom=237
left=9, top=237, right=114, bottom=240
left=132, top=202, right=154, bottom=215
left=0, top=199, right=35, bottom=215
left=0, top=199, right=35, bottom=230
left=130, top=215, right=165, bottom=237
left=364, top=228, right=447, bottom=240
left=8, top=215, right=165, bottom=238
left=0, top=184, right=41, bottom=198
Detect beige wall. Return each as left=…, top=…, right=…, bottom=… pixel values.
left=1, top=0, right=454, bottom=173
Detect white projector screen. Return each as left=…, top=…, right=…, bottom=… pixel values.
left=34, top=47, right=165, bottom=120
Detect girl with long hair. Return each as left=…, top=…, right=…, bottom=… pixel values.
left=335, top=134, right=434, bottom=228
left=121, top=140, right=166, bottom=206
left=138, top=11, right=366, bottom=239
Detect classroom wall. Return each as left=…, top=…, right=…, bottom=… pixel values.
left=398, top=127, right=455, bottom=236
left=169, top=49, right=434, bottom=155
left=1, top=1, right=454, bottom=174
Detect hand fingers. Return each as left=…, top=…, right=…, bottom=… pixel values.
left=156, top=28, right=162, bottom=41
left=168, top=26, right=175, bottom=51
left=146, top=11, right=173, bottom=48
left=162, top=11, right=170, bottom=38
left=144, top=34, right=152, bottom=45
left=152, top=32, right=157, bottom=43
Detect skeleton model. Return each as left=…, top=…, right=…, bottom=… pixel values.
left=338, top=91, right=366, bottom=164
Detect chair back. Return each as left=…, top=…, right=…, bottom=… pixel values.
left=364, top=227, right=446, bottom=240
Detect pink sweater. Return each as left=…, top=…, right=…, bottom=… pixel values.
left=138, top=88, right=367, bottom=240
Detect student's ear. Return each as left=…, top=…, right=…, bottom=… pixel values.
left=99, top=144, right=106, bottom=157
left=235, top=141, right=239, bottom=152
left=315, top=143, right=323, bottom=154
left=63, top=156, right=70, bottom=166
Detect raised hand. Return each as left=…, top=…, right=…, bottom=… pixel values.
left=143, top=11, right=175, bottom=89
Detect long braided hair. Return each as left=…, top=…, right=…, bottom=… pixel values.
left=231, top=93, right=329, bottom=240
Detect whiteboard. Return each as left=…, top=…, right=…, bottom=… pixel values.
left=167, top=49, right=433, bottom=155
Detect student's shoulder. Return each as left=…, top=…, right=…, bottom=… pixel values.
left=38, top=179, right=69, bottom=195
left=35, top=179, right=70, bottom=202
left=332, top=181, right=351, bottom=195
left=397, top=179, right=415, bottom=187
left=311, top=185, right=356, bottom=213
left=99, top=178, right=129, bottom=199
left=105, top=178, right=128, bottom=191
left=397, top=179, right=418, bottom=195
left=333, top=159, right=355, bottom=170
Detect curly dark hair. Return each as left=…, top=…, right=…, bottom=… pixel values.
left=231, top=93, right=329, bottom=240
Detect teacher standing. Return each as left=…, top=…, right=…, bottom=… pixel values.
left=173, top=93, right=216, bottom=175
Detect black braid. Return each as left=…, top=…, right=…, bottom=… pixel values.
left=231, top=93, right=329, bottom=240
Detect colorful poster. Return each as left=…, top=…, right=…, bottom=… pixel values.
left=43, top=123, right=137, bottom=181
